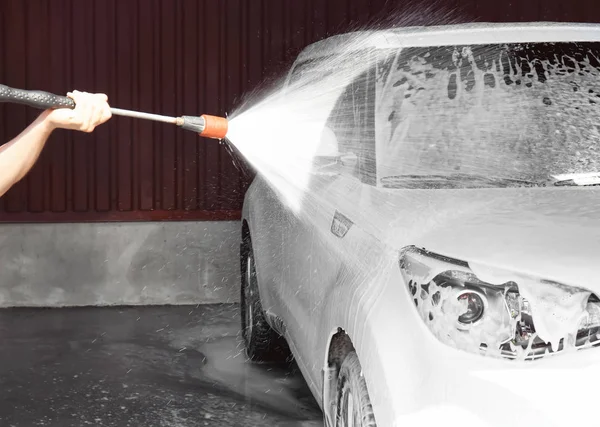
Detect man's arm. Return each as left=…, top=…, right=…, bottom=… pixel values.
left=0, top=90, right=111, bottom=198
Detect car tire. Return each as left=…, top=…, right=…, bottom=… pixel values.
left=240, top=236, right=290, bottom=363
left=335, top=351, right=377, bottom=427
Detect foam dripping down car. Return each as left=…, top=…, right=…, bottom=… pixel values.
left=236, top=22, right=600, bottom=427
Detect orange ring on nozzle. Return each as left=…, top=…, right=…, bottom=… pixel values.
left=200, top=114, right=228, bottom=139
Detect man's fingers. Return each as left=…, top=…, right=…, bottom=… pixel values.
left=46, top=90, right=112, bottom=132
left=91, top=105, right=105, bottom=131
left=92, top=94, right=111, bottom=126
left=103, top=105, right=112, bottom=119
left=81, top=93, right=96, bottom=131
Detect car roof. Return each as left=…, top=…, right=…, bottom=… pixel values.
left=295, top=22, right=600, bottom=63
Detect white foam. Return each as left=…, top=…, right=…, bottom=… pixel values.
left=225, top=23, right=600, bottom=366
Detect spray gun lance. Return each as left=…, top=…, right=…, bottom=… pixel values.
left=110, top=108, right=229, bottom=140
left=0, top=84, right=229, bottom=140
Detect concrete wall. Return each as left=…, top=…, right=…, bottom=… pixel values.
left=0, top=221, right=241, bottom=307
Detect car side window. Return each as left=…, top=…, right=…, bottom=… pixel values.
left=324, top=67, right=376, bottom=183
left=287, top=54, right=376, bottom=182
left=325, top=80, right=357, bottom=156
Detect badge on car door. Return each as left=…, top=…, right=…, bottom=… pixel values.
left=331, top=210, right=353, bottom=238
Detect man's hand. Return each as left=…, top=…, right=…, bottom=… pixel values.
left=44, top=90, right=112, bottom=133
left=0, top=89, right=112, bottom=198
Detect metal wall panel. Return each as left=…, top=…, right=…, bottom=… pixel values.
left=0, top=0, right=598, bottom=222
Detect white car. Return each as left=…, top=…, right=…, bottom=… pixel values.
left=237, top=22, right=600, bottom=427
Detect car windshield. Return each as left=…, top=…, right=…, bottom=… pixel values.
left=375, top=41, right=600, bottom=189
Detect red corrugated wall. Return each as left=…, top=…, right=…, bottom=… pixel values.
left=0, top=0, right=598, bottom=222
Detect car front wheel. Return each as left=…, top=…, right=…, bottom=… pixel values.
left=240, top=236, right=290, bottom=362
left=335, top=351, right=377, bottom=427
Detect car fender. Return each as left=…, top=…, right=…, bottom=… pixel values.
left=319, top=256, right=434, bottom=427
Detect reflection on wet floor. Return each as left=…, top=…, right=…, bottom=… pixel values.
left=0, top=304, right=323, bottom=426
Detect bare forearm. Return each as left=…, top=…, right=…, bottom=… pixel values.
left=0, top=111, right=54, bottom=198
left=0, top=90, right=111, bottom=199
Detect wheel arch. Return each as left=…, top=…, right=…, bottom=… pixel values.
left=322, top=326, right=357, bottom=426
left=326, top=327, right=356, bottom=370
left=241, top=219, right=251, bottom=247
left=240, top=219, right=251, bottom=279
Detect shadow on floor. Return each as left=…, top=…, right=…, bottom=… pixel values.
left=0, top=304, right=323, bottom=427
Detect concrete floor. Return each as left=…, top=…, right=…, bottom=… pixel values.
left=0, top=304, right=323, bottom=427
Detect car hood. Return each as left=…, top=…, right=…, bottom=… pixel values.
left=372, top=186, right=600, bottom=292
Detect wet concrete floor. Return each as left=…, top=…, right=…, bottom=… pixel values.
left=0, top=304, right=323, bottom=426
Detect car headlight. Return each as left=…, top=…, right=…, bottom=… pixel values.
left=400, top=247, right=600, bottom=361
